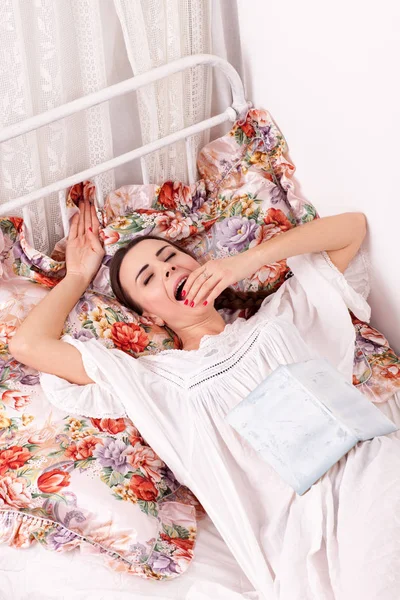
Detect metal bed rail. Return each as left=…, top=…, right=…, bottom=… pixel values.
left=0, top=54, right=250, bottom=242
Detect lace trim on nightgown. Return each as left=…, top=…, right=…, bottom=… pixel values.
left=156, top=315, right=246, bottom=356
left=321, top=248, right=371, bottom=299
left=141, top=249, right=370, bottom=389
left=141, top=323, right=268, bottom=390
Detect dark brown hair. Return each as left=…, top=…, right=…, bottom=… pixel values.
left=109, top=234, right=275, bottom=317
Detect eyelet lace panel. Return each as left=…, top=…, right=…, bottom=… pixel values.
left=141, top=326, right=263, bottom=391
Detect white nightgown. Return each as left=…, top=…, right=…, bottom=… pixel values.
left=40, top=252, right=400, bottom=600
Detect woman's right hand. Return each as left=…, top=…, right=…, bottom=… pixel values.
left=66, top=196, right=105, bottom=283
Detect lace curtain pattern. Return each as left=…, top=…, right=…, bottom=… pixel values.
left=0, top=0, right=115, bottom=254
left=0, top=0, right=242, bottom=253
left=114, top=0, right=212, bottom=184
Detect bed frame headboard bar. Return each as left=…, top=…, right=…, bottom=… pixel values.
left=0, top=109, right=237, bottom=216
left=0, top=54, right=250, bottom=218
left=0, top=54, right=248, bottom=144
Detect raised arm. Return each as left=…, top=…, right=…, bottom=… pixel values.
left=250, top=212, right=367, bottom=274
left=181, top=212, right=367, bottom=307
left=9, top=197, right=104, bottom=385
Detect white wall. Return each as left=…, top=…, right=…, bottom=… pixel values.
left=237, top=0, right=400, bottom=351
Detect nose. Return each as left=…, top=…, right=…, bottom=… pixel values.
left=164, top=265, right=176, bottom=278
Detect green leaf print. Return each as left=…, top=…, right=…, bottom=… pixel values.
left=233, top=203, right=244, bottom=216
left=0, top=219, right=18, bottom=242
left=82, top=322, right=97, bottom=336
left=111, top=216, right=145, bottom=235
left=162, top=523, right=190, bottom=539
left=0, top=367, right=10, bottom=383
left=137, top=500, right=158, bottom=517
left=248, top=208, right=261, bottom=222
left=105, top=307, right=120, bottom=325
left=100, top=466, right=113, bottom=486
left=112, top=492, right=124, bottom=501
left=173, top=524, right=190, bottom=539
left=75, top=457, right=96, bottom=470
left=31, top=492, right=67, bottom=503
left=16, top=467, right=36, bottom=483
left=48, top=448, right=67, bottom=458
left=301, top=204, right=317, bottom=223
left=109, top=470, right=125, bottom=487
left=24, top=444, right=40, bottom=453
left=234, top=128, right=245, bottom=146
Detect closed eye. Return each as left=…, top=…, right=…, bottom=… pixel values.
left=144, top=252, right=176, bottom=286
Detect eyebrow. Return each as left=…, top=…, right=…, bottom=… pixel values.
left=135, top=245, right=170, bottom=283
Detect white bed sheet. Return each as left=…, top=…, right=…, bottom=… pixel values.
left=0, top=515, right=259, bottom=600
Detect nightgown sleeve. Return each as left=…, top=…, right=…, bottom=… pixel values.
left=40, top=334, right=194, bottom=483
left=40, top=335, right=127, bottom=418
left=258, top=249, right=371, bottom=381
left=290, top=247, right=371, bottom=317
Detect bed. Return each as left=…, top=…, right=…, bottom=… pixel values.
left=0, top=54, right=264, bottom=600
left=1, top=54, right=400, bottom=600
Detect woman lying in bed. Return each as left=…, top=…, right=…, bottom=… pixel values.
left=10, top=197, right=400, bottom=600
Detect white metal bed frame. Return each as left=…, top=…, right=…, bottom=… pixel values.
left=0, top=54, right=250, bottom=246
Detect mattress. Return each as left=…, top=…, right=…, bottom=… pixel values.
left=0, top=515, right=259, bottom=600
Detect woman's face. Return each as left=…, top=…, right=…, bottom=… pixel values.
left=118, top=238, right=205, bottom=325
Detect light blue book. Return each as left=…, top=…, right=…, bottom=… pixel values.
left=226, top=358, right=398, bottom=495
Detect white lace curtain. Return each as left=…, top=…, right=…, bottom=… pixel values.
left=0, top=0, right=115, bottom=254
left=114, top=0, right=212, bottom=184
left=0, top=0, right=243, bottom=254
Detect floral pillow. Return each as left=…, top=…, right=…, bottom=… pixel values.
left=352, top=315, right=400, bottom=402
left=0, top=218, right=203, bottom=579
left=43, top=109, right=316, bottom=359
left=7, top=106, right=400, bottom=397
left=90, top=108, right=316, bottom=314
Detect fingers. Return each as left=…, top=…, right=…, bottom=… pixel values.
left=78, top=200, right=85, bottom=236
left=84, top=196, right=91, bottom=232
left=199, top=280, right=228, bottom=307
left=76, top=196, right=101, bottom=237
left=186, top=274, right=220, bottom=307
left=181, top=267, right=205, bottom=302
left=68, top=213, right=79, bottom=240
left=86, top=228, right=105, bottom=254
left=69, top=194, right=103, bottom=248
left=90, top=204, right=100, bottom=234
left=182, top=258, right=237, bottom=308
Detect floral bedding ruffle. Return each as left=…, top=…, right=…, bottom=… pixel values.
left=1, top=107, right=399, bottom=579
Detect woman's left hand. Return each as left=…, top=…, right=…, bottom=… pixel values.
left=182, top=252, right=258, bottom=308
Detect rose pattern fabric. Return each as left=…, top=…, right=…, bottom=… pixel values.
left=1, top=107, right=399, bottom=579
left=0, top=218, right=202, bottom=579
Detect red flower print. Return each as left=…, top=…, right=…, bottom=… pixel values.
left=0, top=322, right=17, bottom=345
left=101, top=229, right=120, bottom=245
left=69, top=183, right=84, bottom=205
left=380, top=365, right=400, bottom=379
left=241, top=120, right=255, bottom=139
left=64, top=444, right=79, bottom=461
left=32, top=272, right=58, bottom=288
left=158, top=181, right=191, bottom=210
left=158, top=181, right=177, bottom=210
left=0, top=473, right=31, bottom=509
left=111, top=322, right=149, bottom=354
left=90, top=418, right=126, bottom=435
left=0, top=445, right=31, bottom=475
left=264, top=208, right=292, bottom=232
left=129, top=474, right=158, bottom=501
left=37, top=469, right=71, bottom=494
left=160, top=532, right=194, bottom=552
left=1, top=390, right=30, bottom=410
left=75, top=437, right=101, bottom=460
left=137, top=209, right=158, bottom=216
left=8, top=217, right=23, bottom=231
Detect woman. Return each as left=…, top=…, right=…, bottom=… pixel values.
left=10, top=197, right=400, bottom=600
